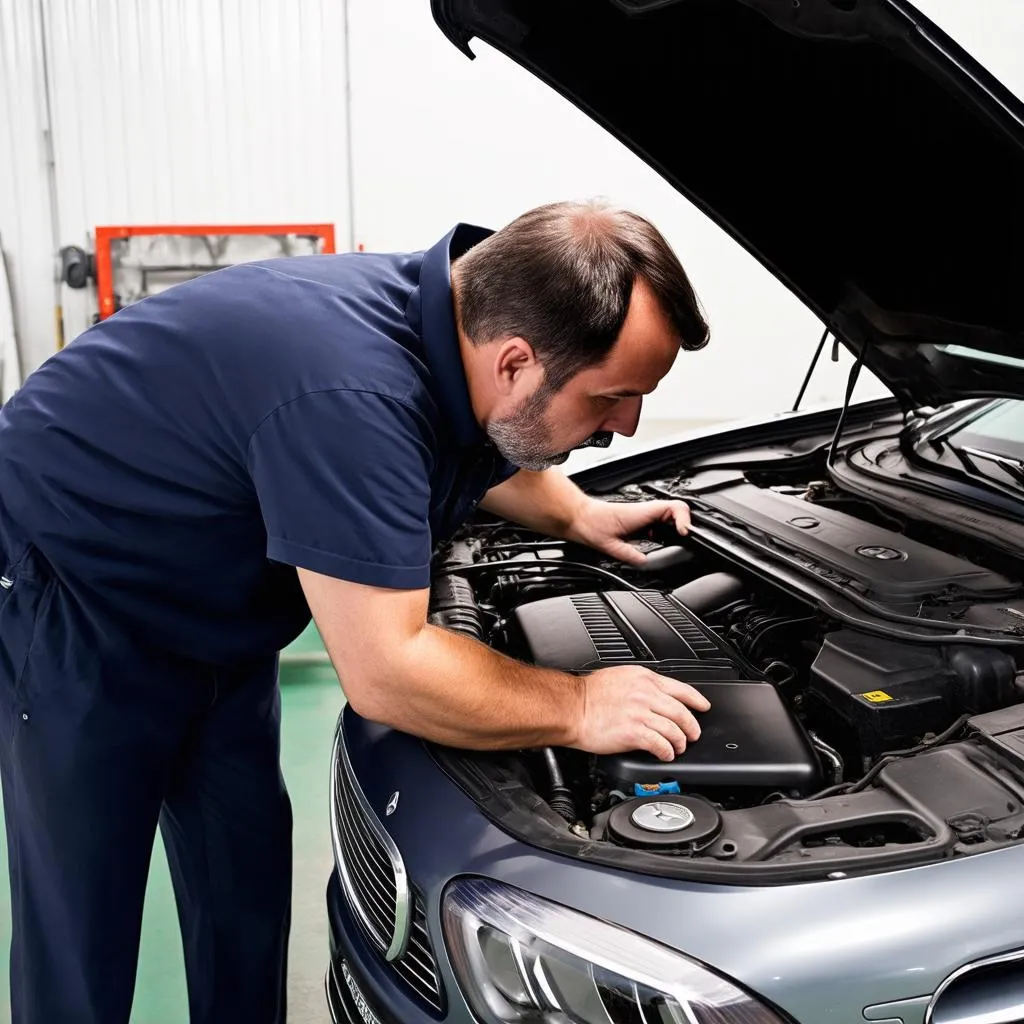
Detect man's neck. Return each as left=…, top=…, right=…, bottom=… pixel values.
left=451, top=275, right=493, bottom=431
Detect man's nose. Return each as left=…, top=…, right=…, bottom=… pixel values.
left=603, top=396, right=643, bottom=437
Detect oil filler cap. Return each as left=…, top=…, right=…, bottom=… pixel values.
left=632, top=800, right=695, bottom=831
left=609, top=796, right=722, bottom=850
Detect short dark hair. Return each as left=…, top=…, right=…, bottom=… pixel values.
left=451, top=200, right=709, bottom=391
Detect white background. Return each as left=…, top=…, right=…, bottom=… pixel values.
left=2, top=0, right=1022, bottom=428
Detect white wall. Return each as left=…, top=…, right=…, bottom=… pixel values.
left=345, top=0, right=887, bottom=423
left=2, top=0, right=354, bottom=366
left=5, top=0, right=1022, bottom=422
left=0, top=0, right=58, bottom=372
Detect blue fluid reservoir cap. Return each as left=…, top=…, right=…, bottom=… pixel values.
left=633, top=780, right=681, bottom=797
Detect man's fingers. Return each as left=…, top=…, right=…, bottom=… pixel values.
left=669, top=502, right=690, bottom=535
left=639, top=716, right=684, bottom=761
left=651, top=690, right=702, bottom=742
left=601, top=538, right=649, bottom=567
left=654, top=675, right=711, bottom=712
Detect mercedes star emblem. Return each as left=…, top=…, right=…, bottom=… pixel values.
left=856, top=545, right=905, bottom=561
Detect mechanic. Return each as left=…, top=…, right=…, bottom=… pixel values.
left=0, top=199, right=711, bottom=1024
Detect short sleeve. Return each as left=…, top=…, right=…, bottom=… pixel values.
left=247, top=390, right=435, bottom=589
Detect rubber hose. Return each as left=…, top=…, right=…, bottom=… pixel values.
left=543, top=747, right=577, bottom=823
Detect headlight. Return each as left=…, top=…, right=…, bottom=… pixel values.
left=442, top=878, right=789, bottom=1024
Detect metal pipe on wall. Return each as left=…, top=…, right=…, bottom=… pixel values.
left=36, top=0, right=65, bottom=350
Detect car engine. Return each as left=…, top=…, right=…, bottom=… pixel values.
left=427, top=463, right=1024, bottom=872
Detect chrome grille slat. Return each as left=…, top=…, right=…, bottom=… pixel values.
left=337, top=775, right=395, bottom=882
left=338, top=822, right=388, bottom=901
left=337, top=791, right=396, bottom=913
left=392, top=894, right=442, bottom=1012
left=338, top=849, right=393, bottom=931
left=394, top=956, right=438, bottom=990
left=335, top=780, right=395, bottom=943
left=337, top=806, right=395, bottom=910
left=331, top=741, right=400, bottom=955
left=331, top=721, right=444, bottom=1014
left=400, top=943, right=436, bottom=975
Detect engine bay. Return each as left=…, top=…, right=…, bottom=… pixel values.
left=427, top=443, right=1024, bottom=876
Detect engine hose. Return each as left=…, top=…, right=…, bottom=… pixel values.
left=428, top=573, right=483, bottom=640
left=808, top=731, right=844, bottom=785
left=542, top=747, right=578, bottom=824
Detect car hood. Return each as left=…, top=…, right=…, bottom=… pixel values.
left=431, top=0, right=1024, bottom=408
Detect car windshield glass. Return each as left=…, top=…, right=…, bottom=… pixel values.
left=950, top=400, right=1024, bottom=463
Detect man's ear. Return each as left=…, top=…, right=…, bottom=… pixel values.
left=492, top=337, right=542, bottom=397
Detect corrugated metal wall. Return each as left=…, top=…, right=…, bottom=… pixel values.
left=0, top=0, right=59, bottom=375
left=2, top=0, right=353, bottom=369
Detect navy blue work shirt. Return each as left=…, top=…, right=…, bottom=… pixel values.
left=0, top=225, right=518, bottom=664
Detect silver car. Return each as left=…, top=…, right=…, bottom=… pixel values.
left=326, top=2, right=1024, bottom=1022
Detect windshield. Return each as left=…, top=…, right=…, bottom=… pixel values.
left=950, top=400, right=1024, bottom=464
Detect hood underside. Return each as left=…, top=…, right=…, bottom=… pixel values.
left=432, top=0, right=1024, bottom=407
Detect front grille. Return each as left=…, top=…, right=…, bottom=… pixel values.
left=392, top=892, right=443, bottom=1013
left=570, top=594, right=634, bottom=660
left=331, top=722, right=444, bottom=1014
left=928, top=950, right=1024, bottom=1024
left=333, top=752, right=398, bottom=953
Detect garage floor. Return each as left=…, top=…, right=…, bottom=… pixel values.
left=0, top=622, right=343, bottom=1024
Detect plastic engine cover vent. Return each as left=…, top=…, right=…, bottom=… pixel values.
left=512, top=590, right=749, bottom=679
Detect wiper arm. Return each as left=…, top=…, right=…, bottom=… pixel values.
left=903, top=428, right=1024, bottom=508
left=957, top=445, right=1024, bottom=487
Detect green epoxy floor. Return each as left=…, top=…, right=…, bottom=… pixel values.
left=0, top=623, right=344, bottom=1023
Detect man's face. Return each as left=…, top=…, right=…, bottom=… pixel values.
left=486, top=279, right=681, bottom=471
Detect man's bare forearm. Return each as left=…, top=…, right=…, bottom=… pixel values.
left=479, top=468, right=591, bottom=538
left=338, top=622, right=586, bottom=749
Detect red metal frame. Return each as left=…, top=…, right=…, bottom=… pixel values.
left=94, top=223, right=337, bottom=319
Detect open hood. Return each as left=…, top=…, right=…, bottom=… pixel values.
left=431, top=0, right=1024, bottom=408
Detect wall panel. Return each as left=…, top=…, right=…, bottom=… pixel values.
left=41, top=0, right=353, bottom=346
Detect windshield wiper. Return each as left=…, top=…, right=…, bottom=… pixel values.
left=911, top=432, right=1024, bottom=513
left=955, top=445, right=1024, bottom=487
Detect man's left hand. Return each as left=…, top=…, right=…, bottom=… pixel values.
left=567, top=497, right=690, bottom=567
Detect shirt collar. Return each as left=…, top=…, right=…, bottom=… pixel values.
left=418, top=223, right=494, bottom=446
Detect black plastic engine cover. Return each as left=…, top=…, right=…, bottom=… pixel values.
left=512, top=589, right=752, bottom=678
left=692, top=481, right=1016, bottom=608
left=598, top=679, right=820, bottom=794
left=809, top=630, right=1018, bottom=758
left=512, top=590, right=819, bottom=793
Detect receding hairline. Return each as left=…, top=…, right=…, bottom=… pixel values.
left=450, top=197, right=709, bottom=371
left=559, top=202, right=628, bottom=241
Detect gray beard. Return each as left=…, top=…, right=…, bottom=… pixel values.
left=486, top=384, right=573, bottom=472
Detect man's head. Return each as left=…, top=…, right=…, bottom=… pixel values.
left=452, top=200, right=709, bottom=471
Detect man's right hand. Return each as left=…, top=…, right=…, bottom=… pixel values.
left=573, top=666, right=711, bottom=762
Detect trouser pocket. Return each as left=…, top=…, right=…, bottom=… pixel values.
left=0, top=541, right=57, bottom=723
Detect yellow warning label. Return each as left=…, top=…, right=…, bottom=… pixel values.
left=860, top=690, right=894, bottom=703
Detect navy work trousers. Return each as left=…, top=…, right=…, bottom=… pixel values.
left=0, top=518, right=293, bottom=1023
